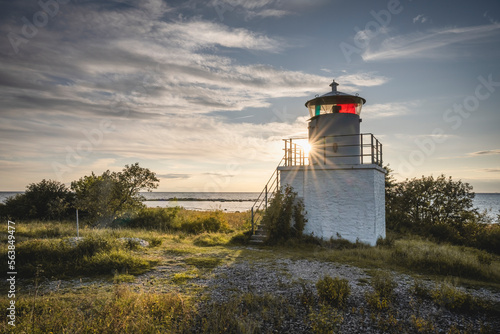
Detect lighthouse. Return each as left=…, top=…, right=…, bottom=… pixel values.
left=277, top=80, right=386, bottom=246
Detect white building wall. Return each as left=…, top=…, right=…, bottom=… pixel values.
left=278, top=165, right=385, bottom=246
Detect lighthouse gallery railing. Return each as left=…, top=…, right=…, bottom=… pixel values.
left=250, top=133, right=382, bottom=235
left=284, top=133, right=382, bottom=167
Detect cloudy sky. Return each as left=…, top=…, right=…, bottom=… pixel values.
left=1, top=0, right=499, bottom=192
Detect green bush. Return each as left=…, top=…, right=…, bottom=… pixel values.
left=384, top=170, right=500, bottom=254
left=475, top=224, right=500, bottom=254
left=263, top=185, right=307, bottom=245
left=308, top=304, right=344, bottom=334
left=431, top=282, right=477, bottom=312
left=365, top=271, right=396, bottom=312
left=3, top=235, right=153, bottom=278
left=125, top=207, right=180, bottom=231
left=2, top=179, right=74, bottom=221
left=371, top=271, right=396, bottom=300
left=316, top=276, right=351, bottom=308
left=193, top=233, right=230, bottom=247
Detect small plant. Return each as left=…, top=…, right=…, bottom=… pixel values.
left=316, top=276, right=351, bottom=308
left=149, top=236, right=163, bottom=247
left=308, top=304, right=344, bottom=334
left=193, top=233, right=230, bottom=247
left=371, top=271, right=396, bottom=300
left=172, top=270, right=199, bottom=284
left=184, top=257, right=222, bottom=270
left=431, top=282, right=473, bottom=312
left=365, top=271, right=396, bottom=311
left=299, top=281, right=315, bottom=308
left=410, top=315, right=435, bottom=333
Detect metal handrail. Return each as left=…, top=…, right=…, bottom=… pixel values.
left=250, top=156, right=284, bottom=234
left=284, top=133, right=382, bottom=167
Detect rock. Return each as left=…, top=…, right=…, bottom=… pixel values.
left=119, top=237, right=149, bottom=247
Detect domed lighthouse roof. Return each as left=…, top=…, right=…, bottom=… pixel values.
left=305, top=80, right=366, bottom=118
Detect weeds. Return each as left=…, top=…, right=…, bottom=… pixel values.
left=197, top=292, right=297, bottom=333
left=316, top=276, right=351, bottom=308
left=0, top=285, right=193, bottom=333
left=366, top=271, right=396, bottom=312
left=308, top=304, right=343, bottom=334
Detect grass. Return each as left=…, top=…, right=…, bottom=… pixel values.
left=2, top=212, right=500, bottom=333
left=1, top=235, right=155, bottom=278
left=0, top=285, right=194, bottom=334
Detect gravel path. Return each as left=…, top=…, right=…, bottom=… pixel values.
left=193, top=253, right=500, bottom=333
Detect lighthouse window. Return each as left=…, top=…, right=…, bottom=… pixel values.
left=315, top=104, right=321, bottom=116
left=339, top=103, right=357, bottom=114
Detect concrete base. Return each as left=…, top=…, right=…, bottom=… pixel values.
left=278, top=164, right=386, bottom=246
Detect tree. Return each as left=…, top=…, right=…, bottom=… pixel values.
left=386, top=174, right=480, bottom=237
left=2, top=179, right=74, bottom=220
left=71, top=163, right=159, bottom=227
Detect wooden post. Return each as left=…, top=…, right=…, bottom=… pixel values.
left=251, top=207, right=254, bottom=234
left=76, top=209, right=79, bottom=238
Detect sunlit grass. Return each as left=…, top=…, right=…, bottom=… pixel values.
left=0, top=285, right=194, bottom=333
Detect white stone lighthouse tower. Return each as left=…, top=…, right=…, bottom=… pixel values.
left=278, top=80, right=386, bottom=246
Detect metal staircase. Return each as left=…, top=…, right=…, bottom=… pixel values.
left=249, top=157, right=284, bottom=243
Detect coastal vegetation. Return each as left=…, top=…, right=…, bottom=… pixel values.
left=1, top=165, right=499, bottom=332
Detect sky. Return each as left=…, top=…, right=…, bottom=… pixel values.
left=0, top=0, right=499, bottom=193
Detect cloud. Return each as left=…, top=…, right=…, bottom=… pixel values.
left=483, top=168, right=500, bottom=173
left=412, top=14, right=428, bottom=24
left=362, top=23, right=500, bottom=61
left=158, top=174, right=192, bottom=179
left=361, top=102, right=413, bottom=118
left=208, top=0, right=327, bottom=20
left=159, top=20, right=283, bottom=52
left=336, top=72, right=390, bottom=87
left=470, top=149, right=500, bottom=156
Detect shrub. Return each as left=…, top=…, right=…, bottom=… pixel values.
left=193, top=233, right=230, bottom=247
left=431, top=282, right=475, bottom=312
left=149, top=236, right=163, bottom=247
left=125, top=207, right=180, bottom=231
left=365, top=271, right=396, bottom=311
left=308, top=304, right=344, bottom=334
left=316, top=276, right=351, bottom=308
left=179, top=210, right=229, bottom=234
left=2, top=179, right=74, bottom=221
left=3, top=235, right=153, bottom=278
left=263, top=185, right=307, bottom=245
left=371, top=271, right=396, bottom=300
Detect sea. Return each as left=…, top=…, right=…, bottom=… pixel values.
left=0, top=192, right=499, bottom=218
